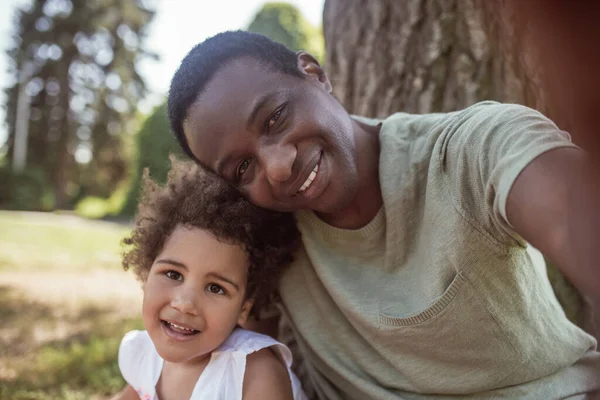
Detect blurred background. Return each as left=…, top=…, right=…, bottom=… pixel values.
left=0, top=1, right=324, bottom=398
left=0, top=0, right=598, bottom=399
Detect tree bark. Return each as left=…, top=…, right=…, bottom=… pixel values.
left=322, top=0, right=586, bottom=331
left=324, top=0, right=524, bottom=117
left=53, top=56, right=73, bottom=210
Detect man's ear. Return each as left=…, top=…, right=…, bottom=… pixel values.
left=297, top=51, right=332, bottom=93
left=237, top=298, right=255, bottom=326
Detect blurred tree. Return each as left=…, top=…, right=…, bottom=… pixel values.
left=247, top=2, right=324, bottom=62
left=322, top=0, right=585, bottom=330
left=3, top=0, right=157, bottom=209
left=119, top=103, right=182, bottom=218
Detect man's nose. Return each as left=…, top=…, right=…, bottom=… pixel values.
left=261, top=143, right=296, bottom=186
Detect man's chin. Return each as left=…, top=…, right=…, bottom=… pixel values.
left=264, top=185, right=357, bottom=215
left=313, top=185, right=364, bottom=218
left=312, top=197, right=356, bottom=219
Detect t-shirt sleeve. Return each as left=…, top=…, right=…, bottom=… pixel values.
left=440, top=101, right=578, bottom=245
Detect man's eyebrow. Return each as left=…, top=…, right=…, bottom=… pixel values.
left=247, top=91, right=276, bottom=130
left=206, top=272, right=241, bottom=291
left=216, top=154, right=232, bottom=176
left=216, top=92, right=273, bottom=175
left=155, top=259, right=188, bottom=270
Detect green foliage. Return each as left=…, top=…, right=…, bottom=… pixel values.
left=74, top=182, right=128, bottom=219
left=74, top=196, right=111, bottom=219
left=247, top=2, right=325, bottom=62
left=0, top=164, right=55, bottom=211
left=3, top=0, right=157, bottom=209
left=119, top=103, right=183, bottom=217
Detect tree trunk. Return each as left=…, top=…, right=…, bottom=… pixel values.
left=324, top=0, right=527, bottom=117
left=53, top=57, right=73, bottom=210
left=322, top=0, right=586, bottom=331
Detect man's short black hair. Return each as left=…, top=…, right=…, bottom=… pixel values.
left=167, top=30, right=304, bottom=161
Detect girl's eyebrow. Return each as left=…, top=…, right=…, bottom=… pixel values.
left=155, top=259, right=188, bottom=270
left=206, top=272, right=241, bottom=292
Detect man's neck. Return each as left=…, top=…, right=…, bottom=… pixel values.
left=318, top=119, right=382, bottom=230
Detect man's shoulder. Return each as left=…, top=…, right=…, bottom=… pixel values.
left=374, top=102, right=517, bottom=189
left=381, top=100, right=505, bottom=130
left=376, top=101, right=527, bottom=152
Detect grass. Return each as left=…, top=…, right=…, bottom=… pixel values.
left=0, top=211, right=130, bottom=271
left=0, top=286, right=143, bottom=399
left=0, top=211, right=143, bottom=400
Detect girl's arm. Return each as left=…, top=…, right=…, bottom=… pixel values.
left=243, top=348, right=294, bottom=400
left=109, top=385, right=139, bottom=400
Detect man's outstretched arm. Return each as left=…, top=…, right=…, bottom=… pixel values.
left=507, top=146, right=600, bottom=337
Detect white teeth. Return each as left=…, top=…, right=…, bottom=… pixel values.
left=169, top=322, right=194, bottom=331
left=298, top=164, right=319, bottom=193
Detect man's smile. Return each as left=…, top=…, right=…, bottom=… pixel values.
left=293, top=152, right=322, bottom=196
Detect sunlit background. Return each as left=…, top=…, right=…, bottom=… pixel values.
left=0, top=1, right=323, bottom=398
left=0, top=0, right=324, bottom=136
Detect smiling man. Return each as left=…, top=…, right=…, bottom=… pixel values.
left=166, top=31, right=600, bottom=399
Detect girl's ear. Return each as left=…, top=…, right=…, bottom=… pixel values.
left=237, top=298, right=255, bottom=326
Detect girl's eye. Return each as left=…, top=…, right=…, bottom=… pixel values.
left=236, top=158, right=252, bottom=178
left=267, top=105, right=285, bottom=132
left=165, top=270, right=183, bottom=281
left=207, top=284, right=225, bottom=295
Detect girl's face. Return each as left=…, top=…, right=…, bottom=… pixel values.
left=142, top=225, right=253, bottom=365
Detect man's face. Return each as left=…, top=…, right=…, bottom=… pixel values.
left=183, top=55, right=359, bottom=214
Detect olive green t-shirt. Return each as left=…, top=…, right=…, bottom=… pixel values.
left=278, top=102, right=600, bottom=399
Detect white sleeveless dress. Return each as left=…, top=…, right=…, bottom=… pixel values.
left=118, top=328, right=307, bottom=400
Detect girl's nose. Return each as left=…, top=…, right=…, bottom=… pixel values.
left=170, top=290, right=200, bottom=316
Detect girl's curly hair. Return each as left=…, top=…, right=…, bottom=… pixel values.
left=122, top=157, right=300, bottom=318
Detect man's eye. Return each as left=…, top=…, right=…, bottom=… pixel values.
left=165, top=270, right=183, bottom=281
left=207, top=284, right=225, bottom=295
left=236, top=158, right=252, bottom=178
left=267, top=105, right=285, bottom=131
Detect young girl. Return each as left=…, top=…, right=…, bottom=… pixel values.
left=112, top=158, right=306, bottom=400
